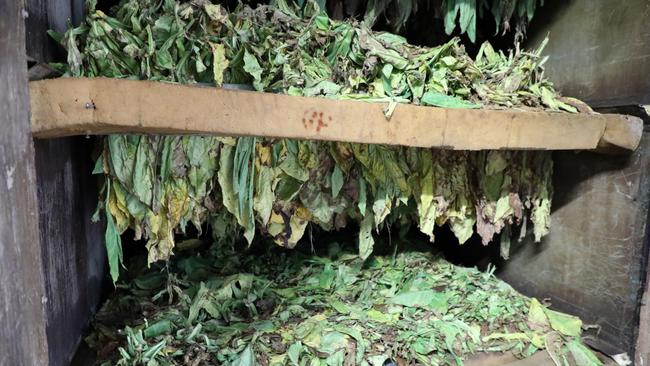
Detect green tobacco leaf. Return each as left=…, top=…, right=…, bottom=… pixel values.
left=280, top=154, right=309, bottom=182
left=92, top=156, right=104, bottom=174
left=233, top=138, right=256, bottom=243
left=105, top=182, right=123, bottom=284
left=527, top=298, right=550, bottom=328
left=133, top=137, right=153, bottom=206
left=303, top=80, right=342, bottom=96
left=142, top=340, right=166, bottom=360
left=358, top=177, right=367, bottom=215
left=528, top=298, right=582, bottom=337
left=254, top=166, right=274, bottom=226
left=566, top=340, right=603, bottom=366
left=232, top=344, right=256, bottom=366
left=275, top=175, right=303, bottom=201
left=458, top=0, right=477, bottom=42
left=219, top=145, right=239, bottom=218
left=421, top=91, right=481, bottom=109
left=319, top=331, right=349, bottom=355
left=391, top=290, right=448, bottom=313
left=545, top=307, right=582, bottom=337
left=143, top=320, right=172, bottom=338
left=444, top=0, right=461, bottom=35
left=331, top=166, right=344, bottom=198
left=243, top=50, right=263, bottom=91
left=288, top=342, right=302, bottom=365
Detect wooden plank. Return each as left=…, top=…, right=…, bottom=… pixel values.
left=525, top=0, right=650, bottom=108
left=29, top=77, right=642, bottom=152
left=25, top=0, right=108, bottom=364
left=0, top=0, right=50, bottom=364
left=465, top=351, right=555, bottom=366
left=498, top=128, right=650, bottom=356
left=637, top=253, right=650, bottom=365
left=597, top=111, right=645, bottom=154
left=34, top=138, right=107, bottom=366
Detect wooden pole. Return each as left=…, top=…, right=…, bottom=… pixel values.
left=0, top=0, right=49, bottom=364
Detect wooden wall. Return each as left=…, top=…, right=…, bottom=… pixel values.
left=33, top=138, right=107, bottom=366
left=0, top=0, right=50, bottom=365
left=25, top=0, right=107, bottom=365
left=522, top=1, right=650, bottom=359
left=526, top=0, right=650, bottom=107
left=498, top=127, right=650, bottom=356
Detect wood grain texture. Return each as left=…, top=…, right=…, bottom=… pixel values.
left=25, top=0, right=108, bottom=365
left=526, top=0, right=650, bottom=107
left=0, top=0, right=50, bottom=364
left=498, top=127, right=650, bottom=356
left=34, top=138, right=107, bottom=366
left=637, top=253, right=650, bottom=365
left=29, top=77, right=643, bottom=152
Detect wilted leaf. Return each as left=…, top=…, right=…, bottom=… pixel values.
left=211, top=43, right=229, bottom=87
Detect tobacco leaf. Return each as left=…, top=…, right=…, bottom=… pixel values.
left=51, top=0, right=578, bottom=278
left=88, top=241, right=600, bottom=365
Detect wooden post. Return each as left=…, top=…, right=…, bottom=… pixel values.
left=0, top=0, right=50, bottom=364
left=24, top=0, right=108, bottom=364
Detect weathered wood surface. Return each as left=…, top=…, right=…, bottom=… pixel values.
left=0, top=0, right=50, bottom=364
left=34, top=138, right=107, bottom=366
left=637, top=254, right=650, bottom=365
left=25, top=0, right=84, bottom=63
left=526, top=0, right=650, bottom=108
left=30, top=77, right=643, bottom=152
left=498, top=124, right=650, bottom=356
left=25, top=0, right=108, bottom=365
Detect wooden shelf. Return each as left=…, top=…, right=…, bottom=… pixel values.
left=29, top=77, right=642, bottom=153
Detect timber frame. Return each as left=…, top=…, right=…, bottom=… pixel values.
left=2, top=0, right=649, bottom=364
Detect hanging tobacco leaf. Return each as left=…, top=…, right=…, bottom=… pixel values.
left=51, top=0, right=583, bottom=275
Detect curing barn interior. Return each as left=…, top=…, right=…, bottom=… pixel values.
left=1, top=0, right=649, bottom=366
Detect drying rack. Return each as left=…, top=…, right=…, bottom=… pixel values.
left=30, top=77, right=643, bottom=154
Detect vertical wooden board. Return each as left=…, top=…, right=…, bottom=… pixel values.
left=25, top=0, right=108, bottom=364
left=637, top=252, right=650, bottom=365
left=25, top=0, right=53, bottom=62
left=25, top=0, right=78, bottom=63
left=0, top=0, right=49, bottom=365
left=526, top=0, right=650, bottom=107
left=498, top=126, right=650, bottom=356
left=34, top=138, right=107, bottom=366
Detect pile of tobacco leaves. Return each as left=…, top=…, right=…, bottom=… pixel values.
left=55, top=0, right=581, bottom=111
left=53, top=3, right=604, bottom=365
left=49, top=0, right=588, bottom=282
left=86, top=239, right=604, bottom=366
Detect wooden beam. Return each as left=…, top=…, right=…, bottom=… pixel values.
left=0, top=0, right=50, bottom=364
left=30, top=77, right=643, bottom=152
